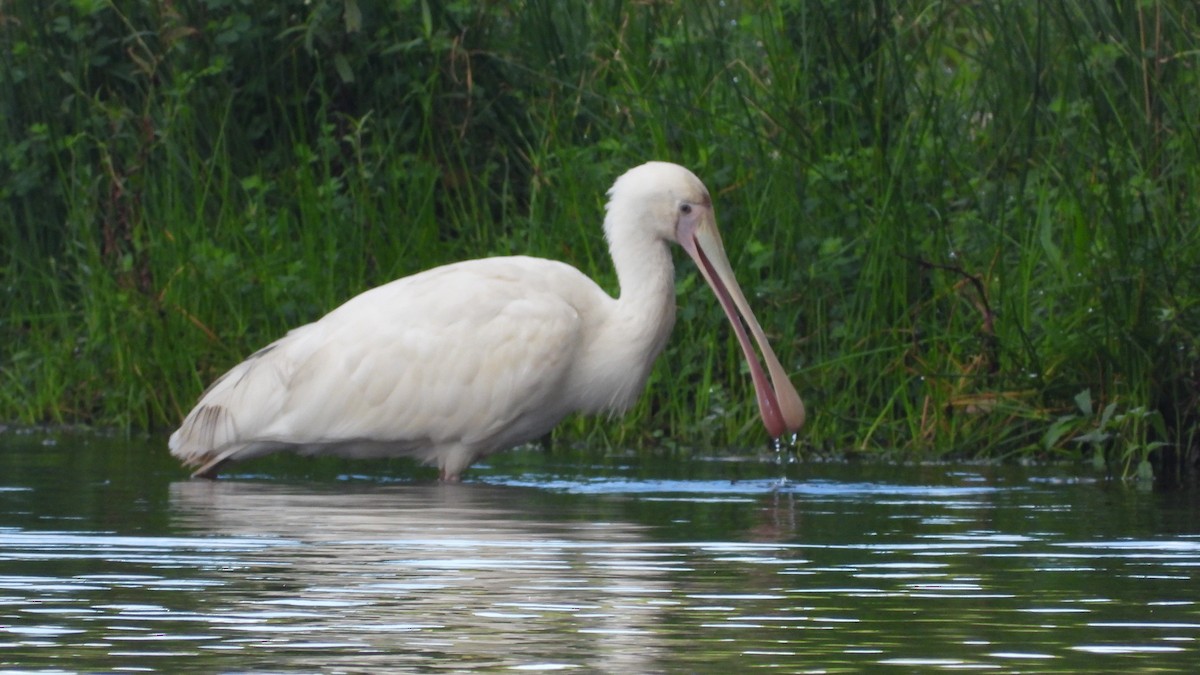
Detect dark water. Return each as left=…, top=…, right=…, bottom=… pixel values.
left=1, top=431, right=1198, bottom=672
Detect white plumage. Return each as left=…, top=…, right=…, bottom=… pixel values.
left=170, top=162, right=805, bottom=480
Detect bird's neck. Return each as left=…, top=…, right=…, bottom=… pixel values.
left=606, top=216, right=677, bottom=354
left=571, top=209, right=678, bottom=415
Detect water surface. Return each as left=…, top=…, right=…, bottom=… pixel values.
left=1, top=431, right=1198, bottom=671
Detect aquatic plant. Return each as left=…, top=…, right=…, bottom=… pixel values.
left=2, top=0, right=1198, bottom=479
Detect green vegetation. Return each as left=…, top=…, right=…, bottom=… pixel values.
left=2, top=1, right=1198, bottom=479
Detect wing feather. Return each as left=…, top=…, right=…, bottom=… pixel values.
left=169, top=257, right=606, bottom=473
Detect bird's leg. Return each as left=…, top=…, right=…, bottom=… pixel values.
left=190, top=458, right=226, bottom=480
left=437, top=445, right=472, bottom=482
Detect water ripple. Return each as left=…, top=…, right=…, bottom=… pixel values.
left=0, top=466, right=1196, bottom=672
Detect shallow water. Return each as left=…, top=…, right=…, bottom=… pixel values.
left=1, top=431, right=1198, bottom=672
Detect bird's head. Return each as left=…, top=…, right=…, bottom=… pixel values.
left=604, top=161, right=714, bottom=247
left=605, top=161, right=806, bottom=440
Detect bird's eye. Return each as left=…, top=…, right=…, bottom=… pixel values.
left=680, top=204, right=692, bottom=215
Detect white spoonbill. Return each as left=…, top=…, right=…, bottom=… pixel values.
left=170, top=161, right=805, bottom=480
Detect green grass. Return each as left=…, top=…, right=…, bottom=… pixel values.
left=2, top=0, right=1198, bottom=480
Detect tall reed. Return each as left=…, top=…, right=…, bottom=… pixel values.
left=1, top=0, right=1197, bottom=478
